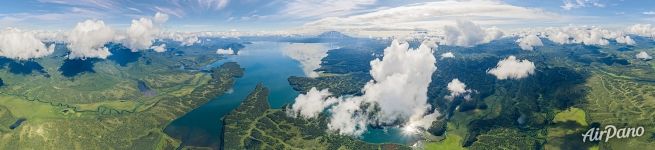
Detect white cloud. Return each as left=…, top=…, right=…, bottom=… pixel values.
left=282, top=43, right=333, bottom=78
left=150, top=44, right=166, bottom=52
left=561, top=0, right=604, bottom=10
left=289, top=40, right=440, bottom=136
left=362, top=40, right=438, bottom=127
left=615, top=36, right=636, bottom=45
left=180, top=36, right=199, bottom=46
left=444, top=79, right=472, bottom=101
left=0, top=28, right=55, bottom=60
left=123, top=12, right=168, bottom=52
left=67, top=19, right=115, bottom=59
left=0, top=7, right=105, bottom=28
left=636, top=51, right=652, bottom=60
left=154, top=12, right=169, bottom=24
left=159, top=32, right=201, bottom=46
left=487, top=56, right=535, bottom=80
left=38, top=0, right=118, bottom=10
left=328, top=98, right=369, bottom=136
left=516, top=34, right=543, bottom=51
left=541, top=26, right=633, bottom=46
left=544, top=30, right=571, bottom=44
left=643, top=11, right=655, bottom=15
left=289, top=87, right=339, bottom=119
left=32, top=30, right=67, bottom=42
left=627, top=24, right=655, bottom=38
left=282, top=0, right=376, bottom=19
left=197, top=0, right=230, bottom=10
left=441, top=52, right=454, bottom=58
left=215, top=48, right=234, bottom=55
left=124, top=18, right=156, bottom=51
left=302, top=0, right=558, bottom=33
left=405, top=111, right=440, bottom=134
left=441, top=20, right=504, bottom=47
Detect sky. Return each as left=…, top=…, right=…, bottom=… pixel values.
left=1, top=0, right=655, bottom=32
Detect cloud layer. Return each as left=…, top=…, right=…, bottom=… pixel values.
left=487, top=56, right=535, bottom=80
left=541, top=26, right=635, bottom=46
left=303, top=0, right=557, bottom=34
left=282, top=0, right=376, bottom=19
left=627, top=24, right=655, bottom=38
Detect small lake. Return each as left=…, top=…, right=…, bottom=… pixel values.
left=164, top=42, right=414, bottom=149
left=9, top=118, right=26, bottom=130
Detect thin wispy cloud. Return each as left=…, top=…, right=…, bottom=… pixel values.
left=0, top=0, right=653, bottom=32
left=302, top=0, right=560, bottom=33
left=281, top=0, right=377, bottom=19
left=561, top=0, right=604, bottom=10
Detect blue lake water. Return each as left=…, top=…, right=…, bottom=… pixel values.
left=164, top=42, right=414, bottom=149
left=360, top=127, right=420, bottom=145
left=164, top=42, right=305, bottom=148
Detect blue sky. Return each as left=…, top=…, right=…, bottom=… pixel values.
left=1, top=0, right=654, bottom=31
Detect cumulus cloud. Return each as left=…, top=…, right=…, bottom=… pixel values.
left=441, top=52, right=455, bottom=58
left=571, top=27, right=609, bottom=45
left=150, top=44, right=166, bottom=52
left=541, top=26, right=635, bottom=46
left=487, top=56, right=535, bottom=80
left=67, top=19, right=115, bottom=59
left=441, top=20, right=504, bottom=47
left=289, top=87, right=339, bottom=119
left=516, top=34, right=543, bottom=50
left=289, top=40, right=440, bottom=136
left=636, top=51, right=652, bottom=60
left=615, top=36, right=636, bottom=45
left=215, top=48, right=235, bottom=55
left=0, top=28, right=55, bottom=60
left=123, top=12, right=168, bottom=52
left=444, top=79, right=472, bottom=101
left=627, top=24, right=655, bottom=38
left=545, top=31, right=572, bottom=44
left=282, top=43, right=333, bottom=78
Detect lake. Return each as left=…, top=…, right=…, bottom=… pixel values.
left=164, top=42, right=306, bottom=148
left=164, top=42, right=414, bottom=149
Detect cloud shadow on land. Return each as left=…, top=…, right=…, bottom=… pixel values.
left=107, top=43, right=142, bottom=67
left=8, top=61, right=48, bottom=76
left=58, top=58, right=98, bottom=78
